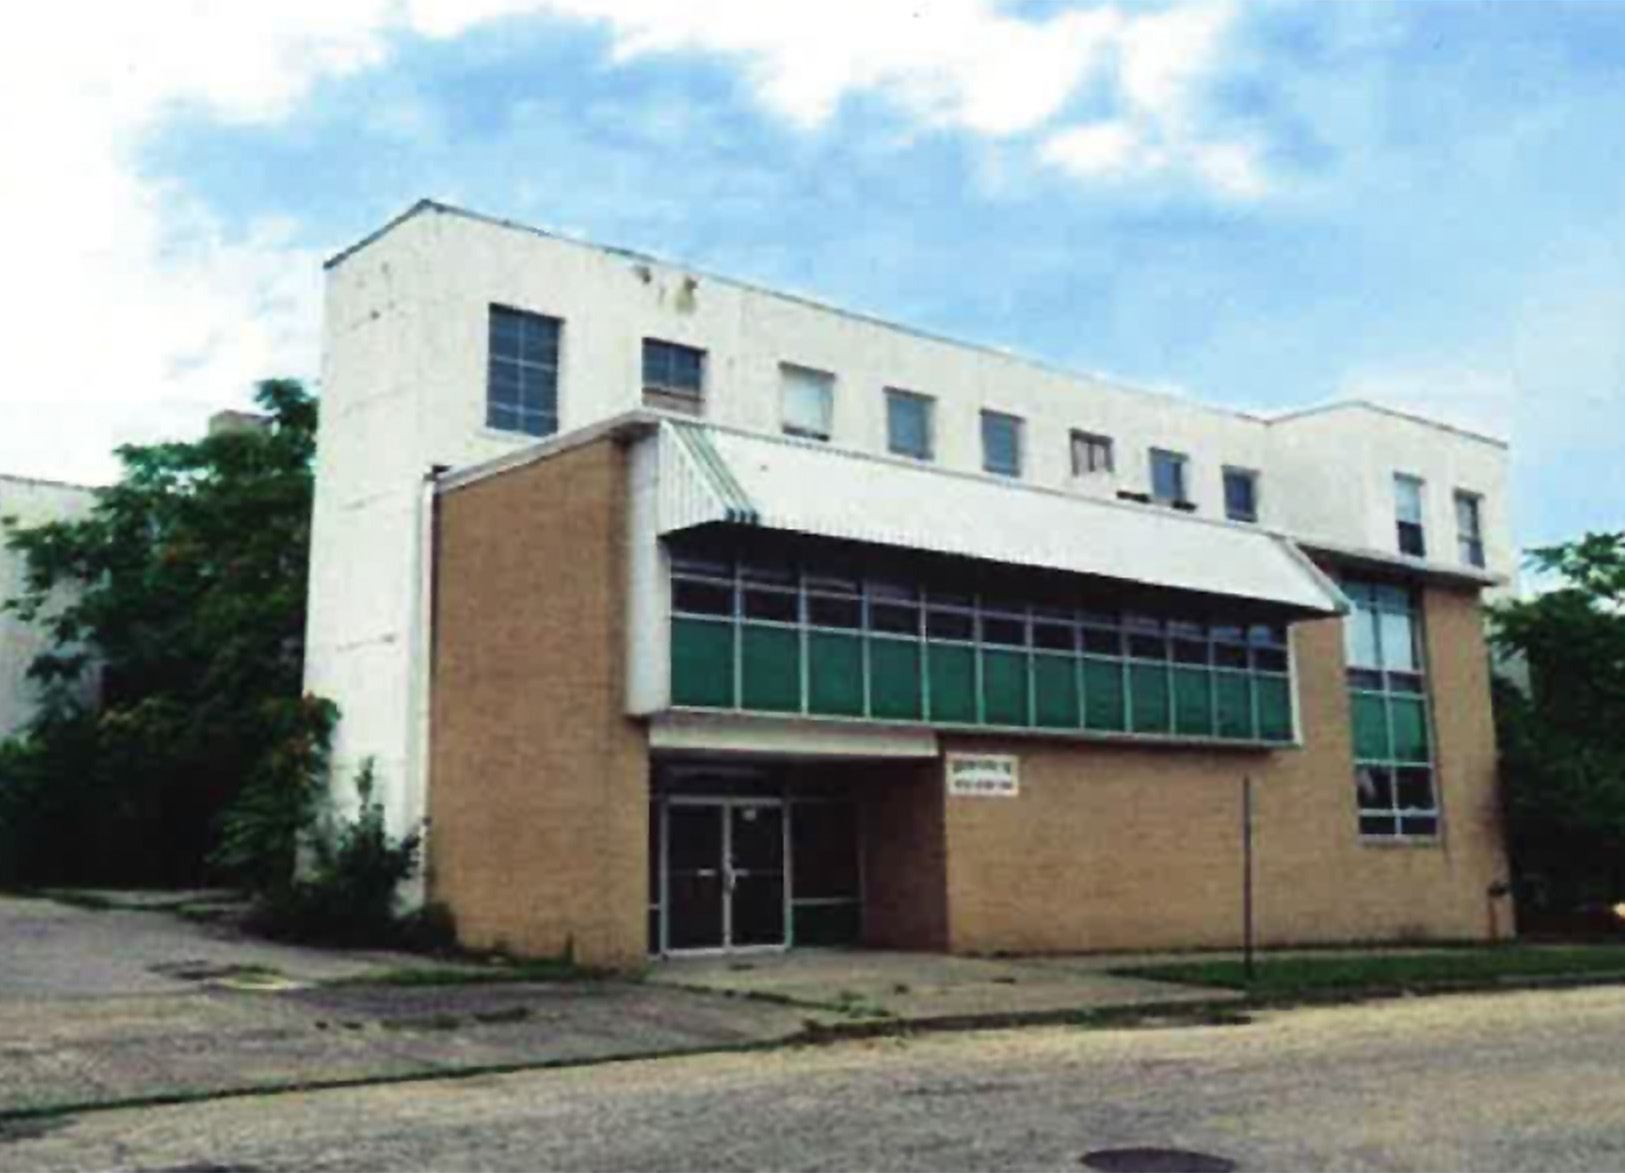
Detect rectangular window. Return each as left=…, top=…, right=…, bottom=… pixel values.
left=1070, top=431, right=1114, bottom=476
left=487, top=306, right=561, bottom=437
left=887, top=389, right=934, bottom=461
left=1395, top=474, right=1426, bottom=558
left=1223, top=467, right=1259, bottom=523
left=1150, top=449, right=1190, bottom=506
left=780, top=364, right=834, bottom=441
left=1344, top=578, right=1438, bottom=840
left=981, top=410, right=1023, bottom=478
left=642, top=339, right=706, bottom=412
left=1455, top=491, right=1485, bottom=568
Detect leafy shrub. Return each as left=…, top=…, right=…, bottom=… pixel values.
left=251, top=760, right=423, bottom=947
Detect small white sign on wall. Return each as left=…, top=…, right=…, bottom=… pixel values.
left=946, top=753, right=1020, bottom=798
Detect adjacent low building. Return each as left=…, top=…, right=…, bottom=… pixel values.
left=0, top=475, right=97, bottom=739
left=308, top=200, right=1514, bottom=967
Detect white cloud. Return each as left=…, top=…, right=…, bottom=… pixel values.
left=0, top=0, right=1260, bottom=483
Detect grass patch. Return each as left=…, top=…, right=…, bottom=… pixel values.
left=1116, top=945, right=1625, bottom=996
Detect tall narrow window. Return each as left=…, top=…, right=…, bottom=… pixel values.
left=1455, top=491, right=1485, bottom=568
left=1070, top=431, right=1114, bottom=476
left=1395, top=474, right=1426, bottom=557
left=1344, top=579, right=1437, bottom=840
left=487, top=306, right=561, bottom=437
left=780, top=364, right=835, bottom=441
left=642, top=339, right=706, bottom=414
left=886, top=389, right=934, bottom=461
left=1150, top=448, right=1190, bottom=506
left=981, top=410, right=1023, bottom=478
left=1223, top=467, right=1259, bottom=523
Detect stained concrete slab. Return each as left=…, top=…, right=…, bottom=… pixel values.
left=647, top=949, right=1239, bottom=1021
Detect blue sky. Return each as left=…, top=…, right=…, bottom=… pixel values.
left=3, top=0, right=1622, bottom=554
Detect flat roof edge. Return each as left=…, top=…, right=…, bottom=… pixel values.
left=1267, top=399, right=1509, bottom=449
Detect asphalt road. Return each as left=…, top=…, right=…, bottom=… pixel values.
left=6, top=985, right=1625, bottom=1172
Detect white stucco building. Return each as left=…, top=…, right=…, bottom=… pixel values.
left=0, top=475, right=97, bottom=739
left=307, top=201, right=1513, bottom=954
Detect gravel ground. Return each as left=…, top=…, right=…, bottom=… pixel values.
left=7, top=984, right=1625, bottom=1172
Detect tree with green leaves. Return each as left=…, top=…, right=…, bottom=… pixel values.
left=0, top=380, right=333, bottom=887
left=1491, top=531, right=1625, bottom=918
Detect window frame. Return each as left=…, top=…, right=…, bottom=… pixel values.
left=642, top=338, right=707, bottom=403
left=1149, top=448, right=1191, bottom=507
left=1223, top=466, right=1260, bottom=523
left=1394, top=473, right=1427, bottom=559
left=886, top=389, right=935, bottom=462
left=1070, top=430, right=1115, bottom=477
left=1454, top=490, right=1485, bottom=568
left=779, top=363, right=836, bottom=442
left=1343, top=578, right=1439, bottom=841
left=486, top=304, right=562, bottom=438
left=980, top=409, right=1024, bottom=479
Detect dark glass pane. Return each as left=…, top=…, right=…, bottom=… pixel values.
left=1248, top=623, right=1286, bottom=646
left=673, top=579, right=734, bottom=616
left=1253, top=647, right=1289, bottom=673
left=1215, top=672, right=1254, bottom=739
left=1396, top=766, right=1435, bottom=811
left=887, top=392, right=932, bottom=460
left=1391, top=697, right=1430, bottom=762
left=1347, top=668, right=1386, bottom=691
left=731, top=871, right=785, bottom=947
left=1215, top=642, right=1249, bottom=669
left=743, top=589, right=798, bottom=623
left=1224, top=470, right=1257, bottom=520
left=1128, top=634, right=1168, bottom=661
left=1360, top=814, right=1398, bottom=838
left=793, top=901, right=861, bottom=946
left=741, top=557, right=796, bottom=585
left=927, top=609, right=975, bottom=640
left=1352, top=694, right=1392, bottom=761
left=1388, top=671, right=1425, bottom=695
left=1398, top=521, right=1426, bottom=557
left=870, top=602, right=921, bottom=635
left=1399, top=814, right=1438, bottom=838
left=982, top=616, right=1027, bottom=647
left=982, top=412, right=1022, bottom=476
left=1173, top=639, right=1209, bottom=665
left=1151, top=450, right=1187, bottom=502
left=868, top=577, right=918, bottom=602
left=1129, top=664, right=1171, bottom=733
left=1256, top=675, right=1294, bottom=741
left=808, top=595, right=862, bottom=629
left=1082, top=628, right=1122, bottom=657
left=1033, top=622, right=1076, bottom=652
left=1356, top=765, right=1394, bottom=812
left=1173, top=667, right=1214, bottom=736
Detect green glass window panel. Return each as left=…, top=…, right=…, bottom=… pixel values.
left=982, top=649, right=1031, bottom=726
left=1033, top=653, right=1081, bottom=728
left=793, top=902, right=860, bottom=946
left=927, top=643, right=977, bottom=724
left=741, top=624, right=801, bottom=712
left=671, top=618, right=735, bottom=708
left=808, top=632, right=864, bottom=716
left=1084, top=658, right=1126, bottom=731
left=1173, top=667, right=1214, bottom=736
left=1215, top=672, right=1254, bottom=740
left=1351, top=693, right=1392, bottom=761
left=1129, top=663, right=1171, bottom=733
left=1391, top=696, right=1430, bottom=762
left=869, top=638, right=923, bottom=720
left=1257, top=675, right=1294, bottom=742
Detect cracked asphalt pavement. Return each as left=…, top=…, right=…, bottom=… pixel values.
left=7, top=984, right=1625, bottom=1172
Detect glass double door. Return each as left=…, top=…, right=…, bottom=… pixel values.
left=664, top=800, right=786, bottom=953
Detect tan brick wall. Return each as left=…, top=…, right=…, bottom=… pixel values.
left=427, top=438, right=649, bottom=968
left=935, top=584, right=1512, bottom=954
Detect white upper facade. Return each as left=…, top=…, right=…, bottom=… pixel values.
left=323, top=200, right=1513, bottom=585
left=0, top=475, right=97, bottom=739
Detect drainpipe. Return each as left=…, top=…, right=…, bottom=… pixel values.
left=404, top=464, right=447, bottom=908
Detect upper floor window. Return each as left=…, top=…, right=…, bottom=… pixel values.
left=887, top=389, right=934, bottom=461
left=780, top=364, right=834, bottom=441
left=643, top=339, right=706, bottom=413
left=1455, top=491, right=1485, bottom=568
left=1223, top=467, right=1259, bottom=523
left=1150, top=448, right=1190, bottom=506
left=487, top=305, right=561, bottom=437
left=1070, top=431, right=1114, bottom=476
left=1394, top=474, right=1426, bottom=558
left=1343, top=579, right=1435, bottom=840
left=981, top=410, right=1023, bottom=478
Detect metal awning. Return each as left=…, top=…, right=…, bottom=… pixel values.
left=657, top=421, right=1346, bottom=616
